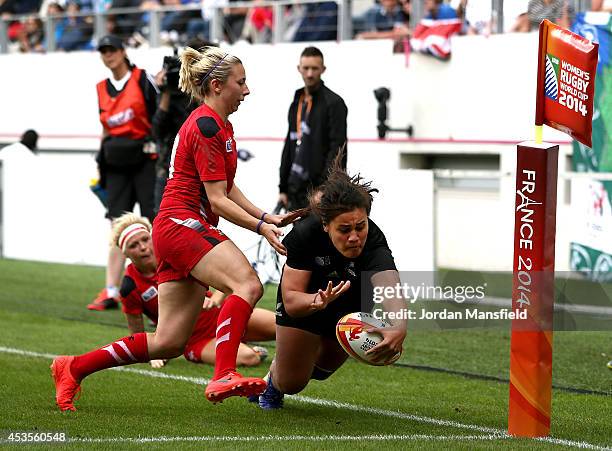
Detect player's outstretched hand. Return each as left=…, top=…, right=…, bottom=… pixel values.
left=311, top=280, right=351, bottom=311
left=265, top=208, right=308, bottom=228
left=260, top=223, right=286, bottom=256
left=364, top=326, right=405, bottom=364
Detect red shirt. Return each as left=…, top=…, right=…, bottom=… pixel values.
left=120, top=263, right=160, bottom=322
left=158, top=103, right=238, bottom=226
left=97, top=67, right=151, bottom=140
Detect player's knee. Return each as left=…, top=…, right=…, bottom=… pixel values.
left=274, top=373, right=309, bottom=395
left=239, top=276, right=264, bottom=304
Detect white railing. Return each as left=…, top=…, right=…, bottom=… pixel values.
left=2, top=1, right=351, bottom=53
left=0, top=0, right=595, bottom=54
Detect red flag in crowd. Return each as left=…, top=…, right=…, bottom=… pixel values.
left=410, top=18, right=462, bottom=60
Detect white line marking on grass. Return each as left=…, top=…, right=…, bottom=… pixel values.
left=2, top=347, right=56, bottom=360
left=2, top=346, right=611, bottom=450
left=66, top=434, right=501, bottom=444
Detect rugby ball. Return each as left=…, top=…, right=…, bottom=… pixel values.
left=336, top=312, right=401, bottom=366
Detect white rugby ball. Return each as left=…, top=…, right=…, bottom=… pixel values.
left=336, top=312, right=401, bottom=366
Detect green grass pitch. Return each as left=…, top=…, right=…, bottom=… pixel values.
left=0, top=258, right=611, bottom=449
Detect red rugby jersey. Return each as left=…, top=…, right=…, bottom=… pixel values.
left=120, top=263, right=160, bottom=323
left=158, top=103, right=238, bottom=226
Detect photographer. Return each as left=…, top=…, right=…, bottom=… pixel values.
left=152, top=40, right=210, bottom=212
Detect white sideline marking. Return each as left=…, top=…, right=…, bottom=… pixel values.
left=68, top=434, right=499, bottom=444
left=2, top=346, right=611, bottom=450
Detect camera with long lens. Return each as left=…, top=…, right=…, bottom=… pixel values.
left=162, top=53, right=181, bottom=93
left=373, top=87, right=413, bottom=139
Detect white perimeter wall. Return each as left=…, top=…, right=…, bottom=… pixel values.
left=0, top=142, right=435, bottom=272
left=0, top=33, right=570, bottom=145
left=0, top=33, right=577, bottom=272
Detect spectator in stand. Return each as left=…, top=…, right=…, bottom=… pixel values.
left=400, top=0, right=410, bottom=24
left=508, top=0, right=528, bottom=32
left=223, top=0, right=249, bottom=43
left=529, top=0, right=574, bottom=30
left=156, top=0, right=201, bottom=44
left=592, top=0, right=612, bottom=11
left=424, top=0, right=458, bottom=19
left=454, top=0, right=491, bottom=35
left=240, top=0, right=273, bottom=43
left=57, top=0, right=94, bottom=51
left=73, top=0, right=93, bottom=11
left=0, top=0, right=42, bottom=15
left=293, top=1, right=338, bottom=42
left=354, top=0, right=410, bottom=41
left=161, top=0, right=187, bottom=33
left=40, top=1, right=66, bottom=50
left=185, top=1, right=210, bottom=41
left=184, top=0, right=245, bottom=43
left=111, top=0, right=144, bottom=38
left=512, top=0, right=574, bottom=32
left=1, top=0, right=43, bottom=44
left=39, top=0, right=61, bottom=17
left=104, top=13, right=120, bottom=34
left=18, top=16, right=45, bottom=52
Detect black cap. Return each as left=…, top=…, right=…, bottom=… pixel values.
left=97, top=35, right=124, bottom=51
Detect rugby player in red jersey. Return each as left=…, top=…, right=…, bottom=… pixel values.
left=115, top=213, right=275, bottom=369
left=52, top=47, right=290, bottom=411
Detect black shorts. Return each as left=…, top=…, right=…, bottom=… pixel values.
left=106, top=159, right=156, bottom=221
left=275, top=297, right=356, bottom=339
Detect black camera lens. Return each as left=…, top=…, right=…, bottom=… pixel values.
left=374, top=87, right=390, bottom=103
left=162, top=55, right=181, bottom=92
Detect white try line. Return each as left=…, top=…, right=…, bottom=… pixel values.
left=1, top=346, right=611, bottom=450
left=0, top=433, right=518, bottom=445
left=67, top=434, right=501, bottom=444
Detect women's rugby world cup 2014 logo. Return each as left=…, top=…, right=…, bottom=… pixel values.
left=545, top=54, right=560, bottom=101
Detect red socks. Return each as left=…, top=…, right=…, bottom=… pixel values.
left=213, top=294, right=252, bottom=379
left=70, top=333, right=149, bottom=381
left=68, top=297, right=253, bottom=383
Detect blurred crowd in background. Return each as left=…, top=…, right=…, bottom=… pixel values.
left=0, top=0, right=606, bottom=54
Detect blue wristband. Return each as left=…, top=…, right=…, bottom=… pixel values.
left=256, top=219, right=265, bottom=235
left=260, top=212, right=267, bottom=221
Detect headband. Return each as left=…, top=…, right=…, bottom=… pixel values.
left=201, top=53, right=228, bottom=85
left=118, top=223, right=150, bottom=252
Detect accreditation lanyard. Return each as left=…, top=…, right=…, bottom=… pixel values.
left=296, top=94, right=312, bottom=147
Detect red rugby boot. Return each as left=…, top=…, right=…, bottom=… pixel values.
left=87, top=289, right=119, bottom=311
left=205, top=372, right=266, bottom=403
left=51, top=356, right=81, bottom=411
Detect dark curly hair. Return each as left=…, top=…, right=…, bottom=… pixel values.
left=309, top=149, right=378, bottom=225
